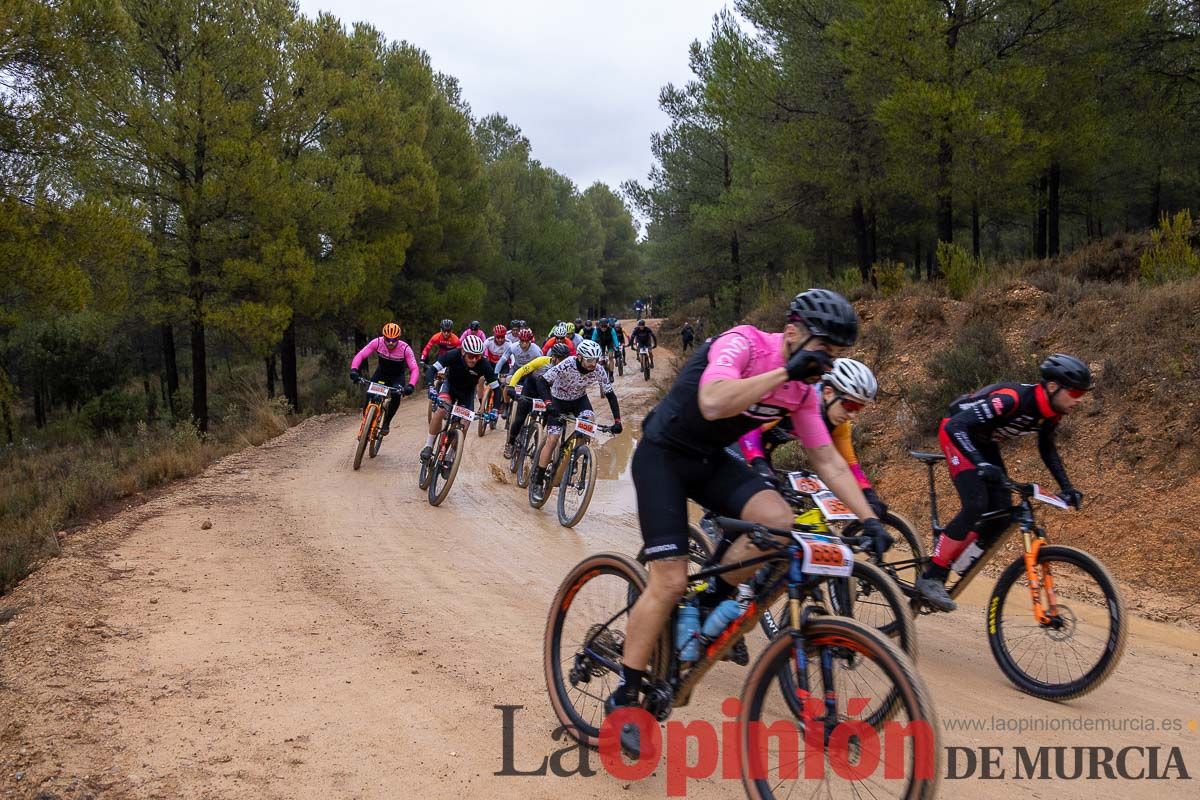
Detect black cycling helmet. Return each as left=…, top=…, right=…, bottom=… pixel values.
left=636, top=319, right=645, bottom=327
left=787, top=288, right=858, bottom=347
left=574, top=317, right=583, bottom=327
left=440, top=318, right=453, bottom=331
left=468, top=320, right=481, bottom=331
left=1040, top=353, right=1093, bottom=390
left=510, top=318, right=519, bottom=329
left=550, top=342, right=570, bottom=359
left=599, top=318, right=610, bottom=328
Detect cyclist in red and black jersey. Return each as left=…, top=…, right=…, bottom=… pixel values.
left=916, top=353, right=1093, bottom=611
left=420, top=319, right=461, bottom=363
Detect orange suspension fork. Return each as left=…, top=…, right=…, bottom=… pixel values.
left=1022, top=534, right=1054, bottom=624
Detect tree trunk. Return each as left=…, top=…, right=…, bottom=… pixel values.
left=825, top=220, right=835, bottom=276
left=1150, top=165, right=1163, bottom=226
left=191, top=315, right=208, bottom=433
left=1, top=398, right=11, bottom=444
left=730, top=230, right=743, bottom=321
left=34, top=380, right=46, bottom=428
left=1048, top=161, right=1061, bottom=256
left=925, top=247, right=934, bottom=282
left=868, top=211, right=878, bottom=272
left=1035, top=175, right=1048, bottom=259
left=281, top=319, right=300, bottom=413
left=913, top=237, right=922, bottom=281
left=161, top=322, right=179, bottom=417
left=852, top=199, right=871, bottom=281
left=138, top=334, right=155, bottom=421
left=354, top=330, right=368, bottom=352
left=265, top=355, right=277, bottom=399
left=971, top=199, right=981, bottom=259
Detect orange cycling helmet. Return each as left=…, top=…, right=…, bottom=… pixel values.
left=382, top=322, right=401, bottom=339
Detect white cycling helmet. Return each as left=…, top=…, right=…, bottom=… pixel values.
left=576, top=339, right=602, bottom=361
left=551, top=322, right=568, bottom=338
left=823, top=358, right=878, bottom=403
left=460, top=334, right=485, bottom=355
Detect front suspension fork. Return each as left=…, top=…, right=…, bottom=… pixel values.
left=1021, top=531, right=1058, bottom=624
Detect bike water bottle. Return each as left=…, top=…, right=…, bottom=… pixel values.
left=701, top=598, right=743, bottom=641
left=950, top=532, right=983, bottom=575
left=676, top=601, right=702, bottom=661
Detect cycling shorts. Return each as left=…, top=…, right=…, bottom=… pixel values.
left=632, top=438, right=775, bottom=562
left=545, top=395, right=593, bottom=434
left=438, top=381, right=476, bottom=410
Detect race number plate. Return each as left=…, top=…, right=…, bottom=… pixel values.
left=366, top=382, right=390, bottom=397
left=575, top=418, right=596, bottom=438
left=811, top=490, right=858, bottom=521
left=1032, top=484, right=1068, bottom=509
left=532, top=399, right=547, bottom=412
left=787, top=472, right=826, bottom=495
left=791, top=532, right=854, bottom=577
left=451, top=404, right=476, bottom=422
left=513, top=384, right=523, bottom=396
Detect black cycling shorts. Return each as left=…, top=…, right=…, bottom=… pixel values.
left=545, top=395, right=593, bottom=432
left=437, top=381, right=476, bottom=410
left=632, top=438, right=776, bottom=562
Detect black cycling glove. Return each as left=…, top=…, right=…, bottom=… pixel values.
left=785, top=348, right=833, bottom=383
left=862, top=487, right=888, bottom=519
left=1058, top=487, right=1083, bottom=510
left=861, top=517, right=894, bottom=558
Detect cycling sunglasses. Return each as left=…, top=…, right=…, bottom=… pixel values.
left=463, top=352, right=483, bottom=361
left=838, top=396, right=865, bottom=413
left=1066, top=387, right=1089, bottom=399
left=383, top=337, right=401, bottom=346
left=580, top=357, right=599, bottom=367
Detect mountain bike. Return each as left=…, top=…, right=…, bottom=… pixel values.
left=528, top=413, right=613, bottom=527
left=546, top=517, right=940, bottom=800
left=477, top=386, right=502, bottom=437
left=352, top=378, right=404, bottom=470
left=886, top=451, right=1127, bottom=701
left=511, top=395, right=547, bottom=489
left=637, top=345, right=652, bottom=380
left=614, top=345, right=625, bottom=376
left=419, top=394, right=496, bottom=506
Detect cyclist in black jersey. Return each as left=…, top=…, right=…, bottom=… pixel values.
left=421, top=335, right=500, bottom=462
left=915, top=353, right=1093, bottom=611
left=628, top=320, right=657, bottom=368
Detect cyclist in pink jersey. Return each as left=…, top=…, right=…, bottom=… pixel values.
left=349, top=322, right=419, bottom=435
left=605, top=289, right=893, bottom=758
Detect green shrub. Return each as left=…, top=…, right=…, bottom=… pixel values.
left=938, top=241, right=986, bottom=300
left=909, top=321, right=1022, bottom=433
left=1140, top=210, right=1199, bottom=284
left=874, top=260, right=907, bottom=297
left=79, top=389, right=145, bottom=433
left=829, top=266, right=863, bottom=299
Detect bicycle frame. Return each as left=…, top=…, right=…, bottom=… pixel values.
left=579, top=520, right=839, bottom=713
left=897, top=455, right=1063, bottom=620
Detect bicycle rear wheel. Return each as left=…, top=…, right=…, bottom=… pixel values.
left=353, top=405, right=377, bottom=470
left=557, top=443, right=596, bottom=528
left=740, top=617, right=940, bottom=800
left=544, top=552, right=667, bottom=748
left=988, top=544, right=1126, bottom=701
left=428, top=427, right=464, bottom=506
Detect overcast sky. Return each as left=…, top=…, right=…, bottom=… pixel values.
left=295, top=1, right=728, bottom=209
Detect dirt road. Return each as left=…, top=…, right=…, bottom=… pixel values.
left=2, top=345, right=1199, bottom=799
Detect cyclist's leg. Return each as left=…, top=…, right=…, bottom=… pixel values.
left=617, top=439, right=695, bottom=703
left=381, top=381, right=403, bottom=429
left=537, top=397, right=579, bottom=468
left=694, top=452, right=792, bottom=586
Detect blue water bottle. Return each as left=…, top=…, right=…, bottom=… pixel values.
left=676, top=601, right=701, bottom=661
left=701, top=599, right=743, bottom=641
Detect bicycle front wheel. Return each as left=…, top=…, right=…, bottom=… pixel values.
left=740, top=616, right=940, bottom=800
left=557, top=443, right=596, bottom=528
left=516, top=424, right=539, bottom=488
left=353, top=405, right=377, bottom=470
left=761, top=559, right=918, bottom=660
left=428, top=427, right=464, bottom=506
left=988, top=544, right=1126, bottom=701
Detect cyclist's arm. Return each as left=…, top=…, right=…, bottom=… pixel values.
left=832, top=422, right=873, bottom=490
left=649, top=330, right=657, bottom=347
left=350, top=339, right=376, bottom=371
left=481, top=359, right=500, bottom=390
left=495, top=346, right=510, bottom=376
left=696, top=334, right=787, bottom=420
left=401, top=343, right=419, bottom=385
left=1037, top=421, right=1072, bottom=490
left=510, top=356, right=549, bottom=387
left=806, top=443, right=876, bottom=521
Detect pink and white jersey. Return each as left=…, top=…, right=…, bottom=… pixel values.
left=350, top=337, right=418, bottom=384
left=483, top=337, right=507, bottom=364
left=642, top=325, right=830, bottom=456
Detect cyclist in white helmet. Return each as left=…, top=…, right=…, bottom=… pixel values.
left=738, top=357, right=887, bottom=517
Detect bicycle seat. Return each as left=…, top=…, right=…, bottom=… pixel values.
left=909, top=451, right=946, bottom=464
